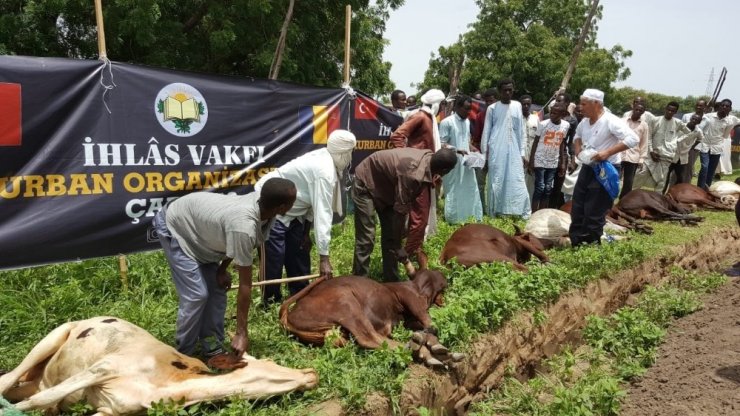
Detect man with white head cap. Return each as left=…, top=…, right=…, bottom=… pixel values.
left=254, top=129, right=356, bottom=304
left=389, top=88, right=446, bottom=260
left=570, top=88, right=638, bottom=246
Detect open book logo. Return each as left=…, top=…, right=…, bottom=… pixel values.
left=154, top=83, right=208, bottom=137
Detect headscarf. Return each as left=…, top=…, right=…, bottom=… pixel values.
left=326, top=129, right=356, bottom=215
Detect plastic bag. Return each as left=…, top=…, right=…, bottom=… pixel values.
left=591, top=161, right=620, bottom=200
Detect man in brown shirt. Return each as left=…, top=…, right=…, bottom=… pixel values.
left=352, top=147, right=457, bottom=281
left=389, top=89, right=446, bottom=263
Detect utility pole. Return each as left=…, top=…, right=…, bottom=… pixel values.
left=705, top=67, right=715, bottom=97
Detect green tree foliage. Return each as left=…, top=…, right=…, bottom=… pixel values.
left=418, top=0, right=632, bottom=103
left=0, top=0, right=403, bottom=95
left=608, top=86, right=710, bottom=115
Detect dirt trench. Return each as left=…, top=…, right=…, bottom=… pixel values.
left=352, top=227, right=740, bottom=416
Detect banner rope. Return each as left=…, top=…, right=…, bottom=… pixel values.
left=341, top=82, right=356, bottom=130
left=98, top=57, right=117, bottom=114
left=0, top=395, right=26, bottom=416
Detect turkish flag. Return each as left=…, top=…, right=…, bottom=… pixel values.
left=354, top=96, right=379, bottom=120
left=0, top=83, right=21, bottom=146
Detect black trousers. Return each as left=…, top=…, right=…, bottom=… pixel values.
left=620, top=161, right=638, bottom=199
left=569, top=167, right=614, bottom=246
left=662, top=162, right=686, bottom=193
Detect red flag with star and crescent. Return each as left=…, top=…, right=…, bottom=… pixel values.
left=354, top=95, right=379, bottom=120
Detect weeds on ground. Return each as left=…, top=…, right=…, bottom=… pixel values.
left=470, top=270, right=727, bottom=415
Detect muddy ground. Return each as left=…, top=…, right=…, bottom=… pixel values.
left=621, top=275, right=740, bottom=416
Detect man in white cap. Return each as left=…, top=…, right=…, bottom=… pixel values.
left=570, top=88, right=638, bottom=246
left=389, top=88, right=445, bottom=260
left=254, top=129, right=357, bottom=304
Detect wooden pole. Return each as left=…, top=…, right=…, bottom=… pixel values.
left=231, top=274, right=320, bottom=290
left=118, top=254, right=128, bottom=292
left=269, top=0, right=295, bottom=80
left=559, top=0, right=599, bottom=91
left=94, top=0, right=107, bottom=59
left=343, top=5, right=352, bottom=84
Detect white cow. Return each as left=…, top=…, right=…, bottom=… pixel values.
left=525, top=208, right=627, bottom=246
left=709, top=180, right=740, bottom=206
left=0, top=317, right=317, bottom=415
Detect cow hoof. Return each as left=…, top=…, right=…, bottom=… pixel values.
left=430, top=344, right=449, bottom=355
left=412, top=331, right=427, bottom=345
left=451, top=352, right=465, bottom=362
left=425, top=357, right=445, bottom=369
left=407, top=341, right=422, bottom=352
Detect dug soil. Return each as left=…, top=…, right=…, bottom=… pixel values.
left=620, top=275, right=740, bottom=416
left=365, top=227, right=740, bottom=416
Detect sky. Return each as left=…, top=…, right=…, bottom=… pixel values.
left=382, top=0, right=740, bottom=102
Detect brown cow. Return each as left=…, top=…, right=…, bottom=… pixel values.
left=0, top=317, right=317, bottom=415
left=280, top=269, right=447, bottom=350
left=559, top=200, right=653, bottom=234
left=613, top=189, right=703, bottom=225
left=439, top=224, right=549, bottom=271
left=666, top=183, right=734, bottom=211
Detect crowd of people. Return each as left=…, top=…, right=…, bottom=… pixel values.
left=150, top=80, right=737, bottom=363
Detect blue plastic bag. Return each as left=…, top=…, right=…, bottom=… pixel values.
left=591, top=161, right=620, bottom=200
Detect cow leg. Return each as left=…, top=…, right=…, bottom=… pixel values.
left=14, top=364, right=114, bottom=412
left=344, top=317, right=398, bottom=349
left=0, top=322, right=74, bottom=395
left=700, top=197, right=733, bottom=210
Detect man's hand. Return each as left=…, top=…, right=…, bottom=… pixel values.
left=558, top=166, right=566, bottom=178
left=592, top=150, right=610, bottom=162
left=650, top=151, right=660, bottom=162
left=568, top=158, right=577, bottom=174
left=230, top=332, right=249, bottom=358
left=319, top=255, right=333, bottom=279
left=470, top=145, right=480, bottom=153
left=216, top=269, right=232, bottom=291
left=433, top=174, right=443, bottom=189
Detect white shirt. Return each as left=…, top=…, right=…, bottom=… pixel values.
left=575, top=112, right=639, bottom=164
left=525, top=113, right=540, bottom=156
left=647, top=116, right=690, bottom=160
left=698, top=112, right=740, bottom=155
left=254, top=148, right=337, bottom=256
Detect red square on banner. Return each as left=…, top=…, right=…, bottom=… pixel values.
left=0, top=83, right=21, bottom=146
left=354, top=96, right=379, bottom=120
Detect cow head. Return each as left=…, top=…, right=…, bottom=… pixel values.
left=412, top=269, right=448, bottom=307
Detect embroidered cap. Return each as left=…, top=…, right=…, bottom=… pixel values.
left=581, top=88, right=604, bottom=103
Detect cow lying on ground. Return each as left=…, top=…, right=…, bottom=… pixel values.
left=0, top=317, right=317, bottom=415
left=559, top=201, right=653, bottom=234
left=666, top=183, right=734, bottom=211
left=280, top=268, right=447, bottom=351
left=613, top=189, right=703, bottom=225
left=439, top=224, right=549, bottom=271
left=709, top=180, right=740, bottom=205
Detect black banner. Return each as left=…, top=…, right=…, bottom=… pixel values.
left=0, top=56, right=402, bottom=269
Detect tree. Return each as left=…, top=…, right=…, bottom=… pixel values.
left=0, top=0, right=403, bottom=96
left=418, top=0, right=632, bottom=104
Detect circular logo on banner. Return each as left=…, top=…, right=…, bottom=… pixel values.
left=154, top=83, right=208, bottom=137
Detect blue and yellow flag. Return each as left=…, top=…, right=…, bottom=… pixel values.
left=298, top=104, right=340, bottom=144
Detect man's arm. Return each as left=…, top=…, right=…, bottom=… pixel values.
left=311, top=176, right=335, bottom=278
left=528, top=135, right=540, bottom=172
left=480, top=104, right=494, bottom=156
left=389, top=113, right=423, bottom=148
left=231, top=264, right=252, bottom=357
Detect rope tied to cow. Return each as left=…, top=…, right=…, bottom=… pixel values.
left=0, top=395, right=26, bottom=416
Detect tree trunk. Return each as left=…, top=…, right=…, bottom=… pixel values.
left=269, top=0, right=296, bottom=80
